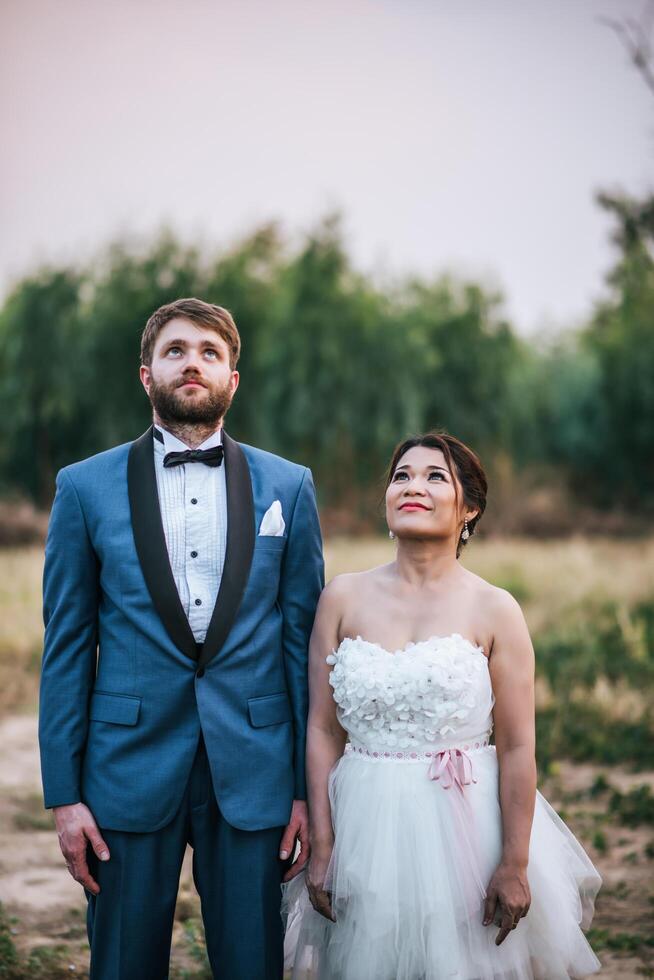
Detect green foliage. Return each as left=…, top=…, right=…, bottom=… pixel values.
left=587, top=928, right=654, bottom=953
left=581, top=192, right=654, bottom=508
left=588, top=774, right=611, bottom=798
left=255, top=216, right=398, bottom=504
left=0, top=904, right=70, bottom=980
left=21, top=946, right=71, bottom=979
left=609, top=785, right=654, bottom=827
left=0, top=269, right=85, bottom=505
left=0, top=904, right=19, bottom=978
left=181, top=918, right=211, bottom=974
left=509, top=339, right=607, bottom=477
left=535, top=600, right=654, bottom=692
left=532, top=598, right=654, bottom=769
left=536, top=704, right=654, bottom=771
left=507, top=191, right=654, bottom=510
left=606, top=880, right=630, bottom=900
left=1, top=192, right=653, bottom=514
left=0, top=216, right=524, bottom=512
left=395, top=277, right=519, bottom=455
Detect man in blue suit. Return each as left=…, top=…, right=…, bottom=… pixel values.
left=39, top=298, right=324, bottom=979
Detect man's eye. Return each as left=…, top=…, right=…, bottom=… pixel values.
left=166, top=347, right=182, bottom=356
left=204, top=350, right=218, bottom=359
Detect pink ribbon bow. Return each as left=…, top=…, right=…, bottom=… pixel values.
left=428, top=748, right=476, bottom=791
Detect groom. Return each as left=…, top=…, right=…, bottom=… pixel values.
left=38, top=298, right=324, bottom=979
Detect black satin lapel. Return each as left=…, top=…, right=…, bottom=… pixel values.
left=199, top=432, right=255, bottom=669
left=127, top=427, right=199, bottom=662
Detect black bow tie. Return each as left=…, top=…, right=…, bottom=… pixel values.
left=163, top=446, right=224, bottom=469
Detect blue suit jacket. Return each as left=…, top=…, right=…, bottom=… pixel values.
left=39, top=428, right=324, bottom=833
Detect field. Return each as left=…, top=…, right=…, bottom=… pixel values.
left=0, top=537, right=653, bottom=978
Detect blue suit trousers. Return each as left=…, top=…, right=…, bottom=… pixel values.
left=85, top=734, right=286, bottom=980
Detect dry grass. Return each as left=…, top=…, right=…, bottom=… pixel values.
left=0, top=547, right=44, bottom=714
left=1, top=536, right=653, bottom=716
left=326, top=534, right=654, bottom=633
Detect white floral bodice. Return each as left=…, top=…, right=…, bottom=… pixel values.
left=326, top=633, right=494, bottom=755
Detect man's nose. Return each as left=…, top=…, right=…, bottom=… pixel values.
left=182, top=351, right=203, bottom=371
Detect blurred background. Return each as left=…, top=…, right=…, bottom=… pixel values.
left=0, top=1, right=653, bottom=977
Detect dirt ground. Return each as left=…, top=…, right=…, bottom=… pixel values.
left=0, top=713, right=212, bottom=977
left=1, top=712, right=652, bottom=978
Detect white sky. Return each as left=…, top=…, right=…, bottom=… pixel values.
left=1, top=0, right=652, bottom=334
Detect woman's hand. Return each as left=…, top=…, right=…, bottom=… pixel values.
left=306, top=847, right=335, bottom=922
left=483, top=862, right=531, bottom=945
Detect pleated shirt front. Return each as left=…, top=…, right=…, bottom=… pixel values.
left=153, top=424, right=227, bottom=642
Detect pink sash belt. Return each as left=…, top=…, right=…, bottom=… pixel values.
left=428, top=747, right=477, bottom=792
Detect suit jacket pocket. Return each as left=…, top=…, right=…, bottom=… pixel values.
left=254, top=536, right=286, bottom=553
left=247, top=692, right=292, bottom=728
left=89, top=691, right=141, bottom=726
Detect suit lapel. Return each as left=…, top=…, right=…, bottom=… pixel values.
left=198, top=431, right=255, bottom=669
left=127, top=427, right=199, bottom=662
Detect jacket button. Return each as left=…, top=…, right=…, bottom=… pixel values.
left=196, top=667, right=205, bottom=678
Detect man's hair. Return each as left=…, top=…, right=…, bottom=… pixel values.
left=140, top=298, right=241, bottom=369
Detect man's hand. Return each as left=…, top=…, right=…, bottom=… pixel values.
left=53, top=802, right=110, bottom=895
left=279, top=799, right=310, bottom=883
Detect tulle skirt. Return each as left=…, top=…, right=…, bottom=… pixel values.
left=282, top=746, right=601, bottom=980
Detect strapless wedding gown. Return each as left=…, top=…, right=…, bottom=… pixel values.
left=282, top=634, right=601, bottom=980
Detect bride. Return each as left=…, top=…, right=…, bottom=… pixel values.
left=283, top=431, right=601, bottom=980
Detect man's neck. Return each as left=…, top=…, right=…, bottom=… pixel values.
left=154, top=416, right=223, bottom=450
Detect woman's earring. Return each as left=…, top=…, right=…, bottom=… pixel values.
left=388, top=529, right=395, bottom=540
left=461, top=519, right=470, bottom=541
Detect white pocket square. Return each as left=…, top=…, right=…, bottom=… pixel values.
left=258, top=500, right=286, bottom=537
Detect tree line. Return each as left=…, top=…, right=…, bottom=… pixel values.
left=0, top=196, right=652, bottom=526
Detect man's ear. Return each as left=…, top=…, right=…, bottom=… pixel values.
left=139, top=364, right=151, bottom=394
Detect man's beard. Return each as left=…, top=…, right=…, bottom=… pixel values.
left=148, top=375, right=234, bottom=427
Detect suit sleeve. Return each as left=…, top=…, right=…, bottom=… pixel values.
left=278, top=467, right=324, bottom=800
left=39, top=468, right=99, bottom=809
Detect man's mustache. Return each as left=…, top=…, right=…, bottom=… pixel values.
left=175, top=376, right=207, bottom=388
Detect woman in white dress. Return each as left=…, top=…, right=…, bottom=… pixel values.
left=283, top=432, right=602, bottom=980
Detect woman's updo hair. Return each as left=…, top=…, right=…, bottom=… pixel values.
left=385, top=431, right=488, bottom=558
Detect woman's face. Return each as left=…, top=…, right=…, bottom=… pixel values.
left=385, top=446, right=471, bottom=543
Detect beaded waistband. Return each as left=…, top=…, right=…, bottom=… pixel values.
left=345, top=733, right=492, bottom=763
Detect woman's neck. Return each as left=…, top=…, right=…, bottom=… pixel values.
left=393, top=538, right=461, bottom=587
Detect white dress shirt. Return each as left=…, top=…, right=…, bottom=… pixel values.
left=153, top=424, right=228, bottom=643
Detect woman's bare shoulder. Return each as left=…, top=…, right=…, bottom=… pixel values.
left=460, top=567, right=519, bottom=605
left=461, top=568, right=527, bottom=629
left=321, top=564, right=393, bottom=607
